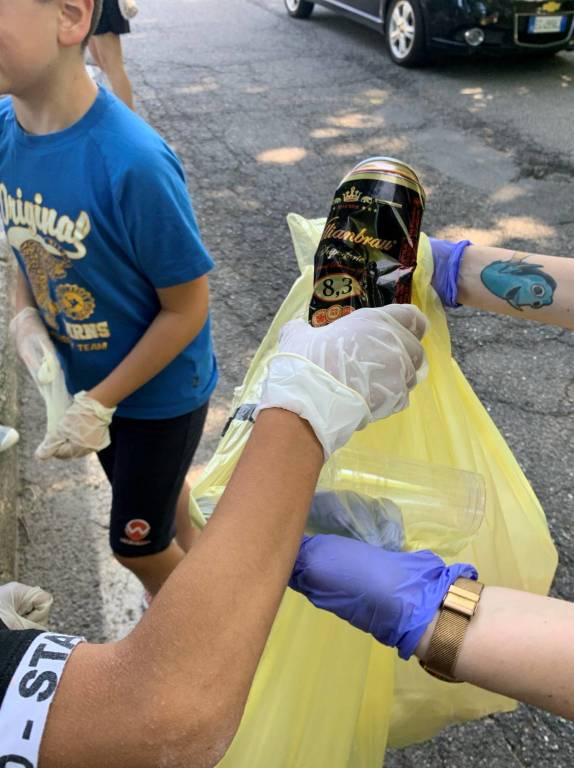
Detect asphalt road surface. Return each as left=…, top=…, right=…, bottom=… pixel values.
left=17, top=1, right=574, bottom=765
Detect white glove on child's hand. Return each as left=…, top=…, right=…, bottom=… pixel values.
left=118, top=0, right=139, bottom=19
left=10, top=307, right=73, bottom=437
left=0, top=582, right=54, bottom=631
left=9, top=307, right=57, bottom=386
left=255, top=305, right=428, bottom=459
left=35, top=391, right=116, bottom=460
left=0, top=425, right=19, bottom=453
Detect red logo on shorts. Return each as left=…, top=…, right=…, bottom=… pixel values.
left=125, top=519, right=151, bottom=542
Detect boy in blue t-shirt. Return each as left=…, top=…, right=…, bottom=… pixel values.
left=1, top=0, right=218, bottom=596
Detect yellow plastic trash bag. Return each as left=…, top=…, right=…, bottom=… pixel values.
left=191, top=214, right=557, bottom=766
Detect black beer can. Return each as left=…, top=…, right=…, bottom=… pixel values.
left=308, top=157, right=426, bottom=327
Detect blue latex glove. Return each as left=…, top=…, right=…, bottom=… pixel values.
left=429, top=238, right=472, bottom=308
left=289, top=535, right=477, bottom=659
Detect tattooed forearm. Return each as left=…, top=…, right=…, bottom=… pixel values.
left=480, top=255, right=556, bottom=311
left=457, top=245, right=574, bottom=329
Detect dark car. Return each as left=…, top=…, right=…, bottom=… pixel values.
left=283, top=0, right=574, bottom=65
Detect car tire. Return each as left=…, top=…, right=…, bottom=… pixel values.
left=284, top=0, right=315, bottom=18
left=385, top=0, right=427, bottom=67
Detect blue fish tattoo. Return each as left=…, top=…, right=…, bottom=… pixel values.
left=480, top=258, right=556, bottom=311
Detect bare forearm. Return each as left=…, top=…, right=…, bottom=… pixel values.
left=89, top=307, right=206, bottom=407
left=417, top=587, right=574, bottom=719
left=15, top=265, right=36, bottom=313
left=458, top=246, right=574, bottom=329
left=126, top=409, right=323, bottom=712
left=41, top=411, right=322, bottom=768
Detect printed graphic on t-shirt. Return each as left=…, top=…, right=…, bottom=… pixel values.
left=0, top=185, right=110, bottom=353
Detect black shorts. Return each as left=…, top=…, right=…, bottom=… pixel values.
left=97, top=403, right=209, bottom=557
left=94, top=0, right=131, bottom=36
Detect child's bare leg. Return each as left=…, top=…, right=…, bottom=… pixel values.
left=175, top=480, right=202, bottom=553
left=115, top=541, right=186, bottom=596
left=89, top=33, right=135, bottom=110
left=87, top=39, right=103, bottom=69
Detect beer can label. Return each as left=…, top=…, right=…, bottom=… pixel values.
left=309, top=157, right=425, bottom=326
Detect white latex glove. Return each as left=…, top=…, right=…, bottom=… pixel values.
left=35, top=391, right=116, bottom=460
left=9, top=307, right=57, bottom=386
left=255, top=305, right=428, bottom=459
left=9, top=307, right=73, bottom=433
left=0, top=425, right=19, bottom=453
left=0, top=582, right=54, bottom=631
left=118, top=0, right=139, bottom=19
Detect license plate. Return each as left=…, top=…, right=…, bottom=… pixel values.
left=528, top=15, right=567, bottom=33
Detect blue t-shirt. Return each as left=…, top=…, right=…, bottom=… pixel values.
left=0, top=87, right=217, bottom=418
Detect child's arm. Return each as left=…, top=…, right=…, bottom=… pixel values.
left=15, top=263, right=37, bottom=312
left=88, top=275, right=209, bottom=408
left=86, top=144, right=214, bottom=409
left=11, top=266, right=61, bottom=390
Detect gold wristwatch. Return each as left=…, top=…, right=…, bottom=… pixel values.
left=420, top=577, right=483, bottom=683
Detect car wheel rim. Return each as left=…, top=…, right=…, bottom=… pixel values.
left=389, top=0, right=416, bottom=59
left=285, top=0, right=301, bottom=10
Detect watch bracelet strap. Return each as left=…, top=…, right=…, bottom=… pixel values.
left=421, top=577, right=483, bottom=683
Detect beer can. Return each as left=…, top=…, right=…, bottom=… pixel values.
left=308, top=156, right=426, bottom=327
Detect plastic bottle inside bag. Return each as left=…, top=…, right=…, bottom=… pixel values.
left=195, top=452, right=485, bottom=557
left=318, top=450, right=486, bottom=557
